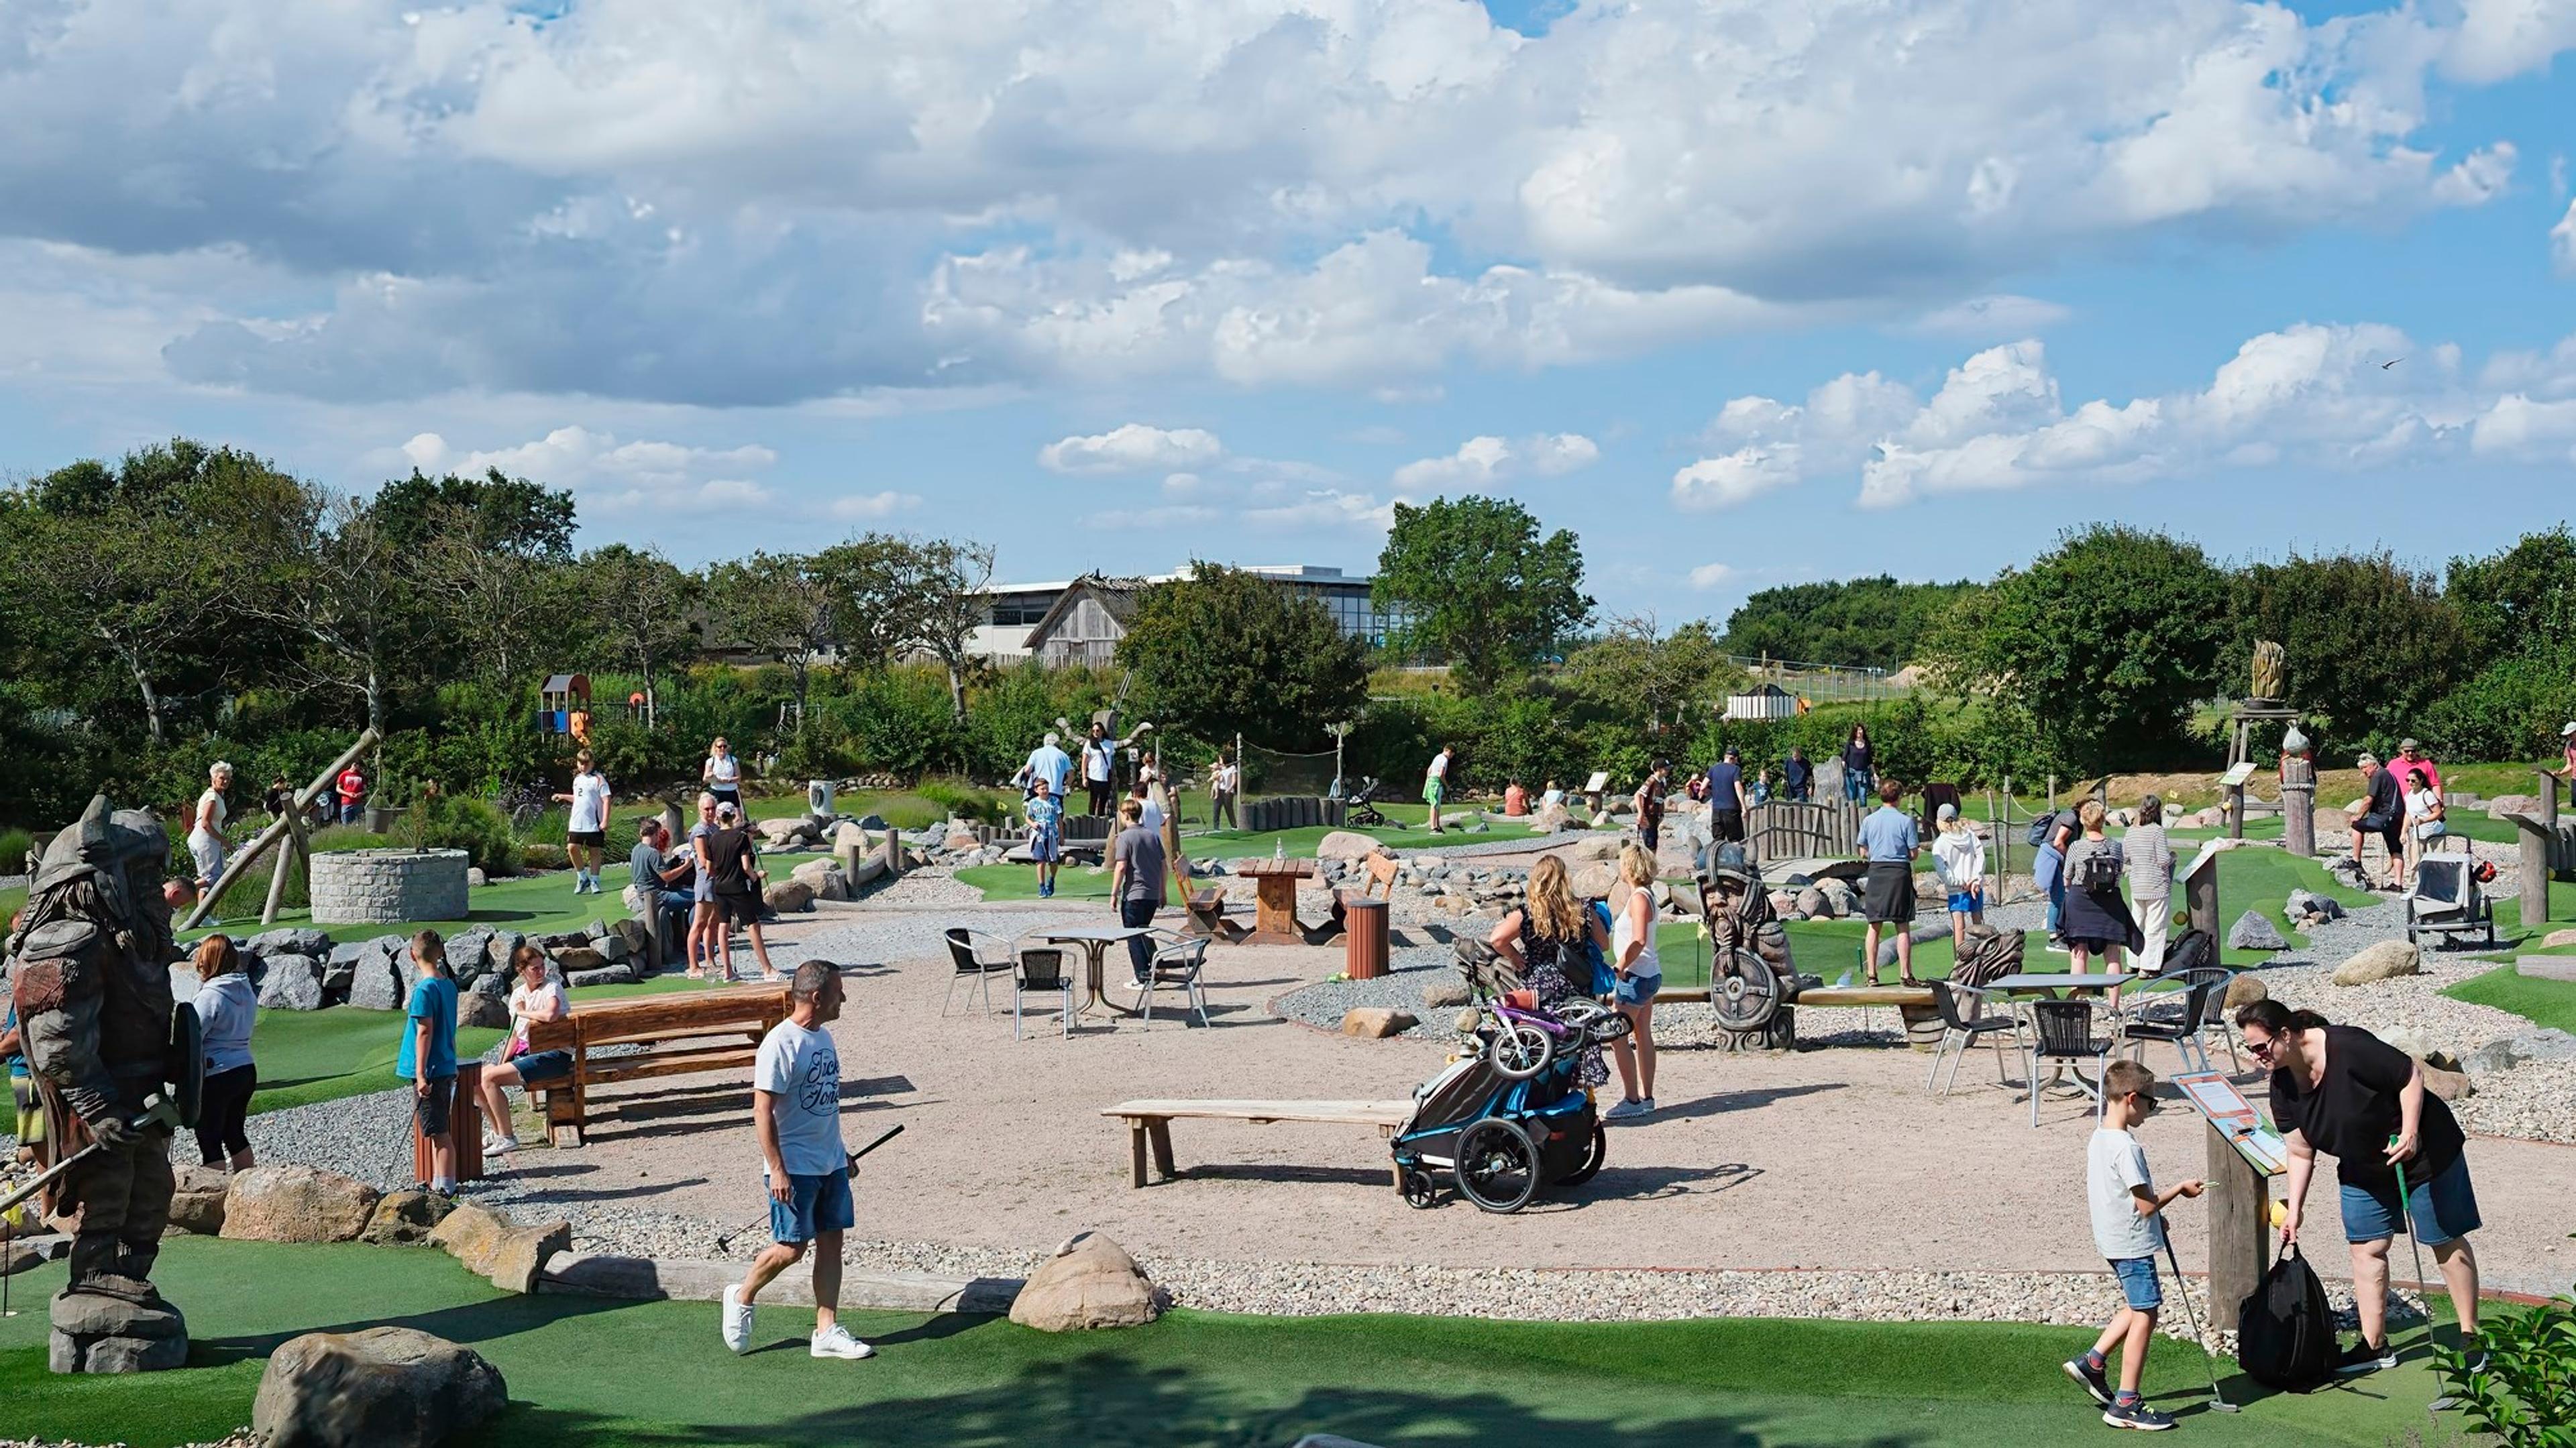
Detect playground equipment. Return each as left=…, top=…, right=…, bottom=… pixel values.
left=180, top=730, right=379, bottom=930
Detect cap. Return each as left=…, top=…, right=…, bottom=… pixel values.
left=2562, top=721, right=2576, bottom=736
left=2357, top=751, right=2379, bottom=767
left=2399, top=737, right=2422, bottom=752
left=1936, top=802, right=1957, bottom=822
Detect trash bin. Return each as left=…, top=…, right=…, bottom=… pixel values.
left=1344, top=897, right=1389, bottom=981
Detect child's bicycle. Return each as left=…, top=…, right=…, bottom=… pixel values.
left=1481, top=991, right=1629, bottom=1079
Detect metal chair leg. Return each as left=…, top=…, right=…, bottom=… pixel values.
left=1927, top=1029, right=1951, bottom=1092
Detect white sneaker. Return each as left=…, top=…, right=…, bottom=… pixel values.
left=1640, top=1096, right=1656, bottom=1115
left=722, top=1284, right=755, bottom=1354
left=810, top=1323, right=875, bottom=1359
left=482, top=1134, right=519, bottom=1156
left=1605, top=1099, right=1645, bottom=1120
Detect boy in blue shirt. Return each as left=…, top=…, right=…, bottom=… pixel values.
left=396, top=930, right=462, bottom=1195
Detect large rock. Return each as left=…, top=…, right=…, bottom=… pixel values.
left=221, top=1166, right=381, bottom=1244
left=1314, top=831, right=1383, bottom=863
left=831, top=821, right=869, bottom=853
left=1570, top=861, right=1618, bottom=900
left=48, top=1292, right=187, bottom=1374
left=2223, top=973, right=2270, bottom=1011
left=2332, top=939, right=2422, bottom=986
left=763, top=879, right=818, bottom=913
left=1566, top=834, right=1623, bottom=862
left=566, top=964, right=636, bottom=989
left=2226, top=910, right=2290, bottom=952
left=169, top=1166, right=231, bottom=1235
left=458, top=991, right=511, bottom=1029
left=754, top=816, right=814, bottom=848
left=1793, top=885, right=1829, bottom=920
left=2421, top=1065, right=2474, bottom=1102
left=588, top=932, right=631, bottom=966
left=2283, top=889, right=2345, bottom=925
left=2310, top=805, right=2350, bottom=837
left=790, top=857, right=851, bottom=901
left=1338, top=1007, right=1418, bottom=1038
left=252, top=1327, right=507, bottom=1448
left=1007, top=1233, right=1163, bottom=1332
left=551, top=945, right=610, bottom=974
left=256, top=954, right=327, bottom=1011
left=2463, top=1027, right=2576, bottom=1076
left=1420, top=980, right=1472, bottom=1009
left=345, top=945, right=409, bottom=1011
left=1815, top=878, right=1861, bottom=918
left=2542, top=928, right=2576, bottom=950
left=361, top=1189, right=458, bottom=1247
left=2486, top=793, right=2542, bottom=822
left=247, top=927, right=333, bottom=959
left=431, top=1202, right=572, bottom=1294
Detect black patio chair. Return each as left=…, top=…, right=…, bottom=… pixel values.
left=1013, top=947, right=1074, bottom=1041
left=1924, top=981, right=2022, bottom=1096
left=2024, top=998, right=2115, bottom=1129
left=2119, top=977, right=2223, bottom=1076
left=2133, top=964, right=2240, bottom=1072
left=942, top=926, right=1017, bottom=1017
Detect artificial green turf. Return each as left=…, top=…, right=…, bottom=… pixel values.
left=956, top=814, right=1497, bottom=901
left=0, top=1237, right=2474, bottom=1448
left=2442, top=962, right=2576, bottom=1034
left=242, top=1006, right=508, bottom=1116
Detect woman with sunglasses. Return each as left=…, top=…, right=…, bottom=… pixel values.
left=2234, top=1000, right=2483, bottom=1376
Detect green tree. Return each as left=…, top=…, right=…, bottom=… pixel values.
left=1929, top=524, right=2229, bottom=774
left=702, top=553, right=843, bottom=730
left=368, top=467, right=577, bottom=560
left=579, top=545, right=698, bottom=725
left=1374, top=496, right=1591, bottom=693
left=2445, top=526, right=2576, bottom=665
left=1562, top=616, right=1738, bottom=733
left=1717, top=575, right=1981, bottom=670
left=1118, top=563, right=1371, bottom=748
left=2225, top=552, right=2465, bottom=746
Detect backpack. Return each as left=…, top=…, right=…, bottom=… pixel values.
left=2072, top=844, right=2123, bottom=893
left=2025, top=810, right=2058, bottom=848
left=2238, top=1245, right=2337, bottom=1391
left=2160, top=928, right=2215, bottom=974
left=1583, top=899, right=1618, bottom=996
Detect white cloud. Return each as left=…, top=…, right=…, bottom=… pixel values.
left=1909, top=294, right=2075, bottom=338
left=1688, top=563, right=1737, bottom=590
left=396, top=426, right=778, bottom=512
left=828, top=491, right=923, bottom=520
left=0, top=0, right=2561, bottom=404
left=1391, top=431, right=1599, bottom=490
left=2553, top=199, right=2576, bottom=276
left=2430, top=143, right=2518, bottom=206
left=1677, top=323, right=2575, bottom=510
left=1036, top=423, right=1224, bottom=475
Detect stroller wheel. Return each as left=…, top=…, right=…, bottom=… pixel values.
left=1490, top=1020, right=1554, bottom=1079
left=1455, top=1117, right=1541, bottom=1213
left=1554, top=1117, right=1608, bottom=1188
left=1400, top=1168, right=1440, bottom=1210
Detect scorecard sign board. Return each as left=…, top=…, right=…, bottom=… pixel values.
left=2172, top=1070, right=2290, bottom=1176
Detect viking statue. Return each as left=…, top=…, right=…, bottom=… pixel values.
left=4, top=796, right=195, bottom=1343
left=2249, top=640, right=2287, bottom=705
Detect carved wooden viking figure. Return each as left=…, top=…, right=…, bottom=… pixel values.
left=2249, top=639, right=2287, bottom=704
left=5, top=797, right=193, bottom=1327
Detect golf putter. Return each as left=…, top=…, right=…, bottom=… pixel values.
left=715, top=1123, right=906, bottom=1252
left=2392, top=1154, right=2455, bottom=1412
left=2159, top=1236, right=2240, bottom=1412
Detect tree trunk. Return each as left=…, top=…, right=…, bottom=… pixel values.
left=365, top=666, right=386, bottom=748
left=104, top=632, right=166, bottom=745
left=945, top=658, right=967, bottom=722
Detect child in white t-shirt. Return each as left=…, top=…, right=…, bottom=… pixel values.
left=2065, top=1059, right=2203, bottom=1432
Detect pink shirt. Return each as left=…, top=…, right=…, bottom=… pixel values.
left=2390, top=753, right=2441, bottom=793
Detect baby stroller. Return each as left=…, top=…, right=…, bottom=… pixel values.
left=1331, top=775, right=1390, bottom=828
left=2404, top=854, right=2496, bottom=950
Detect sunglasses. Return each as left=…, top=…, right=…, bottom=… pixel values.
left=2244, top=1036, right=2279, bottom=1059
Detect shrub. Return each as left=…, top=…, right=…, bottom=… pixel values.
left=407, top=795, right=520, bottom=876
left=2435, top=1292, right=2574, bottom=1447
left=0, top=828, right=30, bottom=875
left=519, top=842, right=569, bottom=872
left=914, top=776, right=1008, bottom=824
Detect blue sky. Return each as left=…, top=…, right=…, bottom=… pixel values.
left=1, top=0, right=2571, bottom=624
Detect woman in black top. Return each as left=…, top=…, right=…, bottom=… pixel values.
left=696, top=804, right=780, bottom=983
left=1487, top=856, right=1611, bottom=1089
left=1839, top=724, right=1874, bottom=803
left=2235, top=1001, right=2481, bottom=1374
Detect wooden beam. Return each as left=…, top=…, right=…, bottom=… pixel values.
left=184, top=728, right=378, bottom=930
left=2204, top=1119, right=2269, bottom=1326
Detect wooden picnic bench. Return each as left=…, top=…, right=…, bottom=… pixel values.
left=1101, top=1098, right=1412, bottom=1188
left=523, top=983, right=792, bottom=1145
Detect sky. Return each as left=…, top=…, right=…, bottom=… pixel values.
left=3, top=0, right=2573, bottom=627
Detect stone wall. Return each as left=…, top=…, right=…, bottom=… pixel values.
left=309, top=848, right=470, bottom=925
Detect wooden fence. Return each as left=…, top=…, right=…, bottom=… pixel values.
left=1743, top=799, right=1861, bottom=862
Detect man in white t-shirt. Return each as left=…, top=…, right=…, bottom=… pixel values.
left=553, top=750, right=612, bottom=895
left=724, top=962, right=872, bottom=1361
left=1423, top=744, right=1454, bottom=833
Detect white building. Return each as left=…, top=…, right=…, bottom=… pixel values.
left=969, top=564, right=1397, bottom=666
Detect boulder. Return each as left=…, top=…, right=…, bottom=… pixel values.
left=2421, top=1065, right=2473, bottom=1102
left=551, top=946, right=610, bottom=974
left=2222, top=973, right=2270, bottom=1011
left=1534, top=801, right=1572, bottom=833
left=458, top=991, right=510, bottom=1029
left=2331, top=939, right=2422, bottom=986
left=470, top=971, right=511, bottom=1001
left=323, top=941, right=367, bottom=994
left=2283, top=889, right=2345, bottom=925
left=589, top=932, right=631, bottom=965
left=2486, top=794, right=2542, bottom=822
left=790, top=858, right=851, bottom=901
left=1794, top=886, right=1829, bottom=920
left=466, top=867, right=488, bottom=889
left=361, top=1189, right=457, bottom=1247
left=763, top=879, right=818, bottom=913
left=2542, top=928, right=2576, bottom=950
left=247, top=927, right=333, bottom=959
left=831, top=821, right=869, bottom=853
left=1566, top=835, right=1623, bottom=862
left=1570, top=862, right=1618, bottom=901
left=221, top=1166, right=380, bottom=1244
left=1338, top=1007, right=1418, bottom=1038
left=431, top=1202, right=572, bottom=1294
left=169, top=1165, right=231, bottom=1235
left=1314, top=831, right=1383, bottom=862
left=2463, top=1027, right=2576, bottom=1076
left=345, top=948, right=409, bottom=1011
left=2226, top=910, right=2290, bottom=952
left=2520, top=957, right=2576, bottom=984
left=1816, top=878, right=1861, bottom=917
left=2310, top=805, right=2349, bottom=836
left=1007, top=1233, right=1164, bottom=1332
left=252, top=1327, right=507, bottom=1448
left=754, top=817, right=812, bottom=848
left=566, top=964, right=635, bottom=989
left=48, top=1292, right=187, bottom=1374
left=257, top=954, right=327, bottom=1011
left=1420, top=980, right=1472, bottom=1009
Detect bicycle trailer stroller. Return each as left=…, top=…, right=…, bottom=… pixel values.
left=2404, top=854, right=2496, bottom=950
left=1390, top=1038, right=1603, bottom=1213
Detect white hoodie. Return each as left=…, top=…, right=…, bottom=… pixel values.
left=191, top=972, right=259, bottom=1075
left=1931, top=827, right=1985, bottom=892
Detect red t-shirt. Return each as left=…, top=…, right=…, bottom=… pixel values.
left=2389, top=754, right=2441, bottom=793
left=337, top=769, right=367, bottom=805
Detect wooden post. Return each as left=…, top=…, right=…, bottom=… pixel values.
left=2205, top=1121, right=2269, bottom=1323
left=186, top=728, right=378, bottom=930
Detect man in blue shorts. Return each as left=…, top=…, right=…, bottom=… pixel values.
left=723, top=961, right=871, bottom=1361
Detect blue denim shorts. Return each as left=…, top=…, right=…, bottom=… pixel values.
left=1945, top=890, right=1980, bottom=915
left=2340, top=1156, right=2481, bottom=1245
left=513, top=1048, right=574, bottom=1084
left=2108, top=1255, right=2163, bottom=1311
left=1613, top=972, right=1661, bottom=1007
left=767, top=1170, right=854, bottom=1245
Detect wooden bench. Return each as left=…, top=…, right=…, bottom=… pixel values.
left=1164, top=820, right=1246, bottom=943
left=523, top=984, right=792, bottom=1145
left=1101, top=1098, right=1411, bottom=1188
